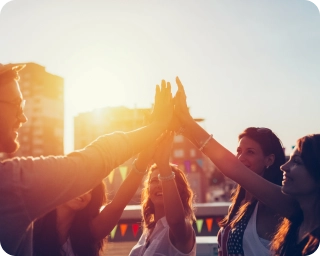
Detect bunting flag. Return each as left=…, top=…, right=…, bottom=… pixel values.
left=196, top=159, right=203, bottom=168
left=206, top=218, right=213, bottom=232
left=196, top=219, right=204, bottom=233
left=184, top=160, right=191, bottom=173
left=107, top=170, right=115, bottom=184
left=132, top=223, right=140, bottom=237
left=120, top=224, right=128, bottom=236
left=110, top=225, right=117, bottom=239
left=119, top=166, right=128, bottom=181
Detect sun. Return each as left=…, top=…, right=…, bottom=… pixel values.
left=67, top=66, right=128, bottom=115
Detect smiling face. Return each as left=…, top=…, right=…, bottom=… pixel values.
left=63, top=190, right=93, bottom=211
left=148, top=169, right=164, bottom=207
left=281, top=147, right=318, bottom=197
left=236, top=136, right=273, bottom=176
left=0, top=80, right=27, bottom=153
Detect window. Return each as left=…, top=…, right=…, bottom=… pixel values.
left=173, top=149, right=184, bottom=158
left=190, top=149, right=196, bottom=157
left=173, top=135, right=184, bottom=143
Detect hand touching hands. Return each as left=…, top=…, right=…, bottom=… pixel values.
left=173, top=76, right=193, bottom=126
left=151, top=79, right=174, bottom=129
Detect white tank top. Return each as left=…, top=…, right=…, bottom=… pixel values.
left=242, top=203, right=272, bottom=256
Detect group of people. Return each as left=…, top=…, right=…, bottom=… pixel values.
left=0, top=63, right=319, bottom=256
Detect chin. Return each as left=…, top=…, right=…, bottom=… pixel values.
left=281, top=185, right=292, bottom=196
left=2, top=139, right=20, bottom=154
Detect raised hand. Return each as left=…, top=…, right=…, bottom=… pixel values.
left=151, top=79, right=174, bottom=129
left=173, top=76, right=193, bottom=126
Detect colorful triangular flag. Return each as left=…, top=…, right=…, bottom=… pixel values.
left=196, top=219, right=204, bottom=233
left=120, top=224, right=128, bottom=237
left=184, top=160, right=191, bottom=173
left=119, top=166, right=128, bottom=181
left=108, top=170, right=115, bottom=184
left=132, top=223, right=140, bottom=237
left=206, top=218, right=213, bottom=232
left=196, top=159, right=203, bottom=168
left=110, top=225, right=117, bottom=239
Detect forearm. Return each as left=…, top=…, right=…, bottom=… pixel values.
left=91, top=169, right=145, bottom=240
left=181, top=117, right=211, bottom=150
left=159, top=164, right=187, bottom=231
left=125, top=121, right=167, bottom=155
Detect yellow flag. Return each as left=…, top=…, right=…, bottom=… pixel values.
left=108, top=170, right=115, bottom=184
left=119, top=166, right=128, bottom=181
left=196, top=219, right=204, bottom=233
left=110, top=225, right=117, bottom=239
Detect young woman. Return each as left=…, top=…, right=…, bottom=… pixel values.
left=33, top=182, right=107, bottom=256
left=218, top=127, right=286, bottom=256
left=129, top=131, right=197, bottom=256
left=173, top=76, right=320, bottom=256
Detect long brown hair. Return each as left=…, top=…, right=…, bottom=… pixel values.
left=272, top=134, right=320, bottom=256
left=33, top=182, right=107, bottom=256
left=140, top=163, right=196, bottom=232
left=219, top=127, right=286, bottom=229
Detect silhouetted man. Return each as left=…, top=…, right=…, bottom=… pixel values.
left=0, top=63, right=173, bottom=255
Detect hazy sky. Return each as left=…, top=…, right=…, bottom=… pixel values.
left=0, top=0, right=319, bottom=154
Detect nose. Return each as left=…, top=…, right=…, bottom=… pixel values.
left=280, top=161, right=289, bottom=173
left=18, top=112, right=28, bottom=123
left=237, top=153, right=246, bottom=163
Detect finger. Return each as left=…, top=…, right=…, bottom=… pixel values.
left=161, top=79, right=166, bottom=92
left=155, top=84, right=160, bottom=104
left=176, top=76, right=185, bottom=93
left=167, top=81, right=171, bottom=93
left=166, top=81, right=173, bottom=101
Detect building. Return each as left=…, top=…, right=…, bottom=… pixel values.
left=74, top=106, right=150, bottom=150
left=9, top=63, right=64, bottom=157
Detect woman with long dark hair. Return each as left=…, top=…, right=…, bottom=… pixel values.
left=218, top=127, right=285, bottom=256
left=173, top=76, right=320, bottom=256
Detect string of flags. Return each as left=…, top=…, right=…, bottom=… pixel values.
left=109, top=218, right=220, bottom=239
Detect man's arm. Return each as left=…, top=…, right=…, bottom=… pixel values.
left=12, top=80, right=173, bottom=221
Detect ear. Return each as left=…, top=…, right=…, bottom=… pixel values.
left=265, top=154, right=275, bottom=168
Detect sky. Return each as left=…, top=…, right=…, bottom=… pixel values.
left=0, top=0, right=319, bottom=155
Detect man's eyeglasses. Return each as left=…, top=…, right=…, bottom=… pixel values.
left=0, top=99, right=26, bottom=117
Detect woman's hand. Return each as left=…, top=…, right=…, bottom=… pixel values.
left=173, top=76, right=193, bottom=126
left=151, top=79, right=174, bottom=130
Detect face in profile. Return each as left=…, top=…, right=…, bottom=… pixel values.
left=0, top=80, right=27, bottom=153
left=281, top=147, right=318, bottom=197
left=236, top=136, right=272, bottom=176
left=63, top=190, right=93, bottom=211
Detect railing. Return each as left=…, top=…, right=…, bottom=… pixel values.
left=109, top=202, right=230, bottom=242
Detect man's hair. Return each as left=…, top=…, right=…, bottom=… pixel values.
left=0, top=66, right=22, bottom=86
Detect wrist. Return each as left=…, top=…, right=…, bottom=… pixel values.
left=132, top=159, right=148, bottom=175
